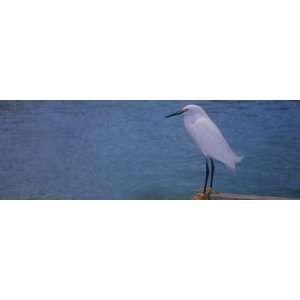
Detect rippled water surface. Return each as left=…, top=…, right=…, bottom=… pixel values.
left=0, top=100, right=299, bottom=199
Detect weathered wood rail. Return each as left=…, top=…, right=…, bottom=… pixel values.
left=193, top=192, right=293, bottom=200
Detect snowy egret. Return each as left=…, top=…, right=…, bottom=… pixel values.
left=166, top=104, right=242, bottom=199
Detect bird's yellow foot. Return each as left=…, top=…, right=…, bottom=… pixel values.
left=198, top=192, right=208, bottom=200
left=193, top=191, right=209, bottom=200
left=207, top=187, right=213, bottom=195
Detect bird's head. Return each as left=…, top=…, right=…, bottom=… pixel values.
left=165, top=104, right=207, bottom=118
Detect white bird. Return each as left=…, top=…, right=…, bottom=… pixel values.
left=166, top=104, right=242, bottom=198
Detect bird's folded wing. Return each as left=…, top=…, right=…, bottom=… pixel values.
left=188, top=118, right=240, bottom=169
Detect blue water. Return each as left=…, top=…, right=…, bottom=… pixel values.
left=0, top=100, right=299, bottom=199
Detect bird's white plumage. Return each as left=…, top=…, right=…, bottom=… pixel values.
left=183, top=105, right=242, bottom=169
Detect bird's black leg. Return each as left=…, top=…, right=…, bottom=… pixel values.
left=203, top=158, right=210, bottom=194
left=209, top=158, right=215, bottom=189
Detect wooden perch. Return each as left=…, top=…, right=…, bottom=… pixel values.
left=193, top=192, right=291, bottom=200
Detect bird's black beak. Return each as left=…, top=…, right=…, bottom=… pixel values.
left=165, top=110, right=185, bottom=118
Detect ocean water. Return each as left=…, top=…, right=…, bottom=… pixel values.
left=0, top=100, right=299, bottom=199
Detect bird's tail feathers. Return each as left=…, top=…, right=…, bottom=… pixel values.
left=226, top=154, right=243, bottom=170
